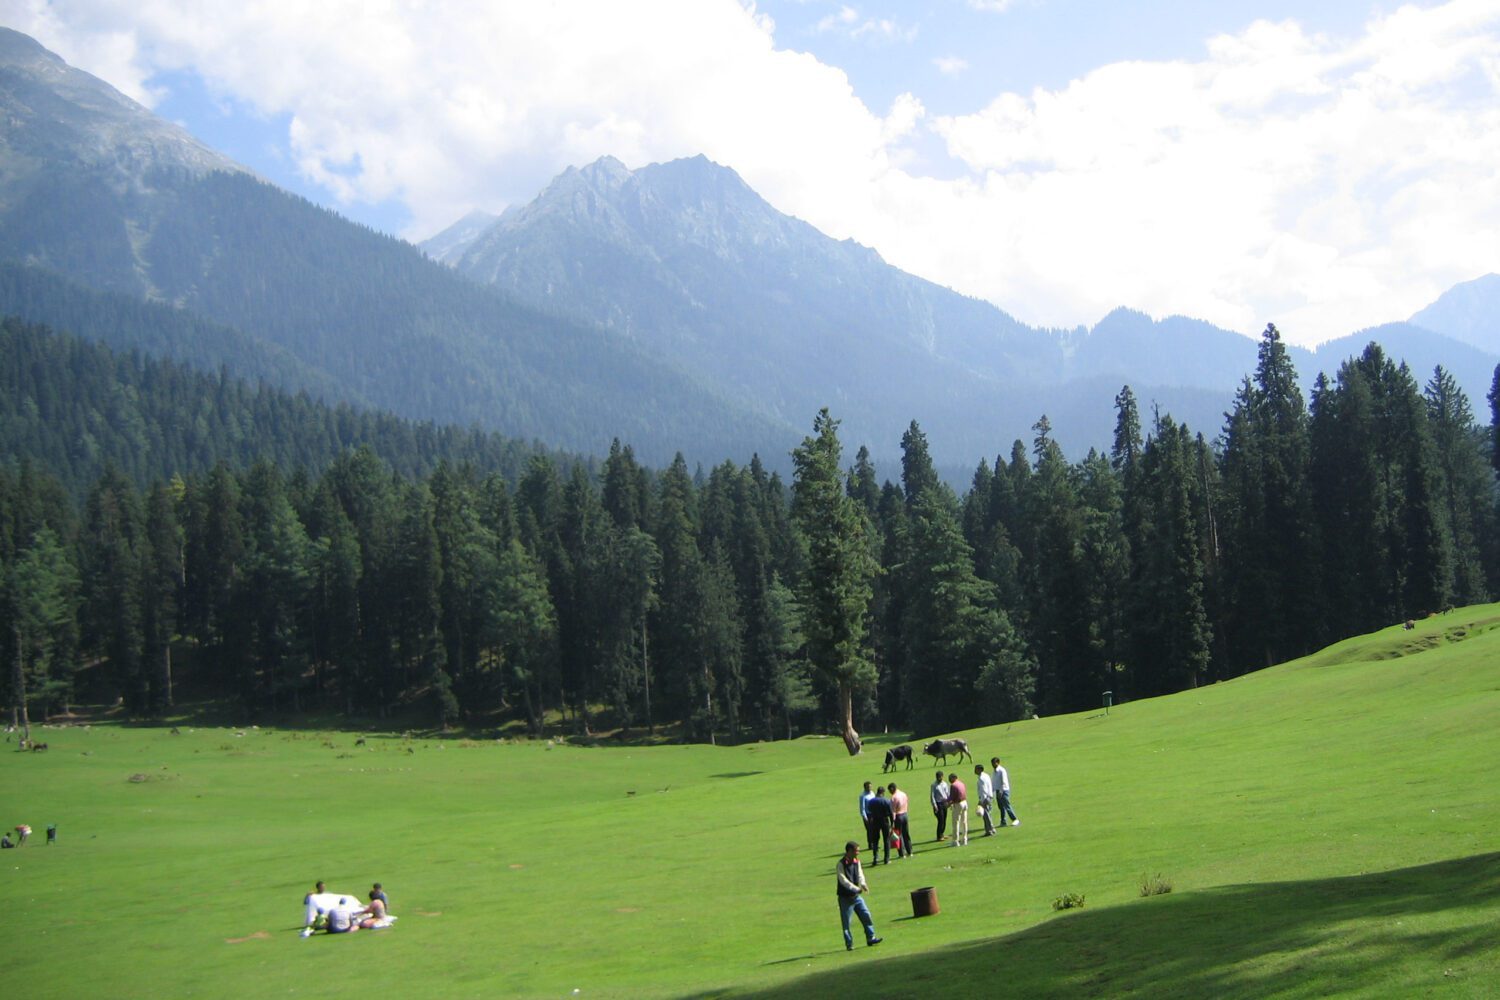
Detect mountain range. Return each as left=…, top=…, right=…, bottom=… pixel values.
left=424, top=151, right=1500, bottom=459
left=3, top=26, right=1497, bottom=474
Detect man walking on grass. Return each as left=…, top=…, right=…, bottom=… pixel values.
left=947, top=772, right=968, bottom=846
left=974, top=763, right=996, bottom=836
left=930, top=770, right=950, bottom=841
left=835, top=841, right=882, bottom=951
left=993, top=757, right=1020, bottom=827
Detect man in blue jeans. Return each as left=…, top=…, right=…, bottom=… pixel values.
left=836, top=841, right=883, bottom=951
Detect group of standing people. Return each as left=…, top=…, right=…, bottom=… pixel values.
left=858, top=780, right=914, bottom=865
left=930, top=757, right=1019, bottom=847
left=838, top=752, right=1021, bottom=952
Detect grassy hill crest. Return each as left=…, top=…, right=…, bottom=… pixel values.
left=2, top=607, right=1497, bottom=998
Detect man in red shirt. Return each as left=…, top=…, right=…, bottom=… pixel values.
left=887, top=782, right=912, bottom=859
left=947, top=772, right=969, bottom=846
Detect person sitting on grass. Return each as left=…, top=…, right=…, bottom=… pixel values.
left=357, top=891, right=397, bottom=929
left=325, top=897, right=362, bottom=934
left=302, top=881, right=352, bottom=936
left=0, top=833, right=12, bottom=849
left=370, top=882, right=389, bottom=910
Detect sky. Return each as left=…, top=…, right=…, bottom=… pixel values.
left=6, top=0, right=1500, bottom=345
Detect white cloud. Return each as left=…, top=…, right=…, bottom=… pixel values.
left=814, top=5, right=860, bottom=33
left=923, top=3, right=1500, bottom=341
left=934, top=55, right=969, bottom=76
left=10, top=0, right=1500, bottom=344
left=813, top=5, right=917, bottom=43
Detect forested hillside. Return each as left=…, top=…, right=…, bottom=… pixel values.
left=0, top=316, right=557, bottom=495
left=4, top=323, right=1495, bottom=749
left=0, top=165, right=798, bottom=465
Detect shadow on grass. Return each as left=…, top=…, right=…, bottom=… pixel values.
left=695, top=852, right=1500, bottom=999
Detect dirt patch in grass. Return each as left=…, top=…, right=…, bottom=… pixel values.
left=225, top=931, right=271, bottom=944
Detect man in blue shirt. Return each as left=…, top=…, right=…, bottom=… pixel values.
left=859, top=780, right=878, bottom=854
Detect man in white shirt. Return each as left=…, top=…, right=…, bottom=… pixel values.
left=974, top=763, right=996, bottom=835
left=992, top=756, right=1020, bottom=827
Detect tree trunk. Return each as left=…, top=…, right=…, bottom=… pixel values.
left=838, top=682, right=861, bottom=755
left=523, top=683, right=541, bottom=737
left=12, top=625, right=31, bottom=746
left=641, top=619, right=653, bottom=736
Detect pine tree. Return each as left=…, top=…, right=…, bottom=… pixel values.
left=792, top=409, right=877, bottom=755
left=494, top=538, right=557, bottom=735
left=238, top=461, right=313, bottom=711
left=140, top=481, right=181, bottom=712
left=899, top=421, right=939, bottom=508
left=901, top=489, right=1033, bottom=733
left=846, top=446, right=881, bottom=520
left=78, top=466, right=146, bottom=707
left=1218, top=324, right=1318, bottom=670
left=5, top=528, right=79, bottom=739
left=1424, top=366, right=1492, bottom=604
left=1489, top=363, right=1500, bottom=477
left=602, top=439, right=649, bottom=530
left=1128, top=416, right=1212, bottom=695
left=1112, top=386, right=1142, bottom=474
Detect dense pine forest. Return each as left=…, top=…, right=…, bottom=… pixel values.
left=4, top=317, right=1498, bottom=748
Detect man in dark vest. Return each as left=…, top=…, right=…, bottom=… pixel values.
left=835, top=841, right=883, bottom=951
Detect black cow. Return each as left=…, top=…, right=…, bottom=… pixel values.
left=923, top=737, right=972, bottom=766
left=882, top=745, right=914, bottom=772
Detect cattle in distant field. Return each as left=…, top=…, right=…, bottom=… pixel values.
left=923, top=738, right=971, bottom=766
left=883, top=745, right=914, bottom=772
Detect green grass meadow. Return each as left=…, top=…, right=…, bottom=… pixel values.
left=3, top=609, right=1499, bottom=998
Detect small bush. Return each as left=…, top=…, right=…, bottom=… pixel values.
left=1139, top=873, right=1173, bottom=897
left=1052, top=891, right=1086, bottom=911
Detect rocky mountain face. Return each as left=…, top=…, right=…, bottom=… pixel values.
left=424, top=154, right=1172, bottom=458
left=429, top=154, right=1500, bottom=458
left=1409, top=273, right=1500, bottom=355
left=0, top=28, right=240, bottom=186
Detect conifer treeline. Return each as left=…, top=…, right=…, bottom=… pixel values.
left=3, top=323, right=1497, bottom=742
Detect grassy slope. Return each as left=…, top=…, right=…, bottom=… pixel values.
left=2, top=609, right=1498, bottom=999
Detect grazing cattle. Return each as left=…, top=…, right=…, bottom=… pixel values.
left=882, top=745, right=914, bottom=772
left=923, top=738, right=972, bottom=766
